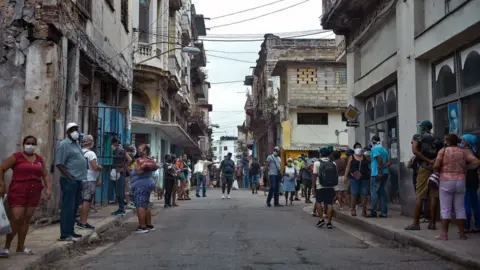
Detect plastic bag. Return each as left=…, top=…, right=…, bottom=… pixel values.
left=232, top=180, right=239, bottom=190
left=0, top=197, right=11, bottom=235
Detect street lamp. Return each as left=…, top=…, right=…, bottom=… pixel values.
left=135, top=46, right=201, bottom=65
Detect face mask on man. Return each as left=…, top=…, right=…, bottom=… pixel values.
left=287, top=162, right=292, bottom=166
left=354, top=148, right=362, bottom=156
left=70, top=131, right=80, bottom=141
left=24, top=144, right=37, bottom=155
left=273, top=151, right=279, bottom=156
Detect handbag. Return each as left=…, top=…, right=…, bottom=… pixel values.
left=137, top=158, right=160, bottom=172
left=350, top=157, right=363, bottom=180
left=429, top=147, right=446, bottom=188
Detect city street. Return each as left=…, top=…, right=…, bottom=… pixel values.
left=54, top=189, right=462, bottom=270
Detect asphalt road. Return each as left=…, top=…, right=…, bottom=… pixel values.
left=75, top=189, right=462, bottom=270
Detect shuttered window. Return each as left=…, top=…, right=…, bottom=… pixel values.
left=139, top=0, right=150, bottom=43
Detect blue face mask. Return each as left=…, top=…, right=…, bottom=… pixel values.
left=458, top=143, right=465, bottom=149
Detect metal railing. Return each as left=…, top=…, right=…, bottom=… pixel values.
left=77, top=0, right=92, bottom=18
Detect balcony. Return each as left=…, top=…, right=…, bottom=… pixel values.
left=168, top=54, right=181, bottom=84
left=169, top=0, right=183, bottom=11
left=321, top=0, right=380, bottom=34
left=192, top=42, right=206, bottom=67
left=193, top=85, right=206, bottom=99
left=188, top=108, right=208, bottom=136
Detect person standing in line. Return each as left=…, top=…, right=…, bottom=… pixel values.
left=283, top=158, right=297, bottom=205
left=194, top=155, right=215, bottom=198
left=0, top=136, right=52, bottom=257
left=293, top=159, right=301, bottom=201
left=55, top=123, right=87, bottom=241
left=332, top=151, right=347, bottom=210
left=344, top=143, right=371, bottom=217
left=313, top=148, right=338, bottom=229
left=250, top=157, right=261, bottom=194
left=266, top=147, right=283, bottom=207
left=405, top=120, right=442, bottom=230
left=110, top=138, right=132, bottom=216
left=77, top=135, right=102, bottom=230
left=460, top=134, right=480, bottom=233
left=124, top=144, right=136, bottom=209
left=220, top=153, right=235, bottom=199
left=163, top=154, right=176, bottom=208
left=367, top=135, right=391, bottom=218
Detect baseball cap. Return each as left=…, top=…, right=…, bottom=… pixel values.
left=66, top=122, right=79, bottom=132
left=319, top=147, right=330, bottom=157
left=418, top=120, right=433, bottom=129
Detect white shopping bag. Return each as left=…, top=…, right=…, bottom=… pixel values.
left=0, top=197, right=11, bottom=235
left=110, top=169, right=120, bottom=181
left=232, top=180, right=239, bottom=190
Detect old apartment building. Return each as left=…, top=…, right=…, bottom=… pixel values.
left=321, top=0, right=480, bottom=214
left=244, top=35, right=348, bottom=163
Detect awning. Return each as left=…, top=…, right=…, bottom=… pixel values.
left=283, top=144, right=349, bottom=151
left=132, top=117, right=198, bottom=148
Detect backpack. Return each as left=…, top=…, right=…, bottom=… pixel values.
left=417, top=133, right=442, bottom=160
left=318, top=160, right=338, bottom=187
left=222, top=159, right=235, bottom=174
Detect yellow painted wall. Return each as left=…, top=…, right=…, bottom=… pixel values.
left=281, top=150, right=308, bottom=169
left=281, top=120, right=291, bottom=147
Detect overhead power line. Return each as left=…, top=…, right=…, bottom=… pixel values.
left=199, top=30, right=332, bottom=42
left=208, top=0, right=310, bottom=29
left=209, top=0, right=287, bottom=20
left=206, top=54, right=257, bottom=63
left=209, top=80, right=246, bottom=84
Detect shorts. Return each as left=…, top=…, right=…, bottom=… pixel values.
left=335, top=176, right=347, bottom=191
left=350, top=178, right=369, bottom=197
left=222, top=175, right=234, bottom=186
left=315, top=188, right=335, bottom=205
left=133, top=182, right=155, bottom=208
left=7, top=180, right=43, bottom=208
left=250, top=174, right=260, bottom=184
left=303, top=179, right=312, bottom=189
left=416, top=167, right=432, bottom=199
left=81, top=181, right=96, bottom=202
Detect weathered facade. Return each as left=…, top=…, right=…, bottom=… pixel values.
left=0, top=0, right=133, bottom=221
left=321, top=0, right=480, bottom=215
left=131, top=0, right=211, bottom=161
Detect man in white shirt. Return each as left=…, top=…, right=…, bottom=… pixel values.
left=194, top=155, right=215, bottom=198
left=312, top=147, right=337, bottom=229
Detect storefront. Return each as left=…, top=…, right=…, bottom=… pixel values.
left=432, top=42, right=480, bottom=138
left=364, top=84, right=400, bottom=204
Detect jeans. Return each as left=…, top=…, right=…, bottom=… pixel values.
left=164, top=178, right=175, bottom=206
left=267, top=174, right=281, bottom=205
left=370, top=175, right=388, bottom=216
left=243, top=169, right=249, bottom=188
left=116, top=172, right=125, bottom=211
left=196, top=174, right=207, bottom=196
left=465, top=187, right=480, bottom=230
left=60, top=177, right=82, bottom=238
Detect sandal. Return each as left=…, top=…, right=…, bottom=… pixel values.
left=17, top=248, right=34, bottom=255
left=428, top=223, right=436, bottom=230
left=404, top=224, right=421, bottom=230
left=435, top=234, right=448, bottom=240
left=0, top=249, right=9, bottom=258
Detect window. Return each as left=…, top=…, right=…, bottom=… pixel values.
left=386, top=87, right=397, bottom=115
left=462, top=93, right=480, bottom=134
left=139, top=0, right=150, bottom=43
left=212, top=147, right=217, bottom=152
left=460, top=43, right=480, bottom=90
left=341, top=114, right=347, bottom=122
left=336, top=67, right=347, bottom=85
left=297, top=113, right=328, bottom=125
left=121, top=0, right=128, bottom=31
left=434, top=57, right=456, bottom=99
left=223, top=146, right=228, bottom=151
left=375, top=92, right=385, bottom=119
left=132, top=104, right=146, bottom=117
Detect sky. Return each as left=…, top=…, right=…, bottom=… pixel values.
left=194, top=0, right=332, bottom=140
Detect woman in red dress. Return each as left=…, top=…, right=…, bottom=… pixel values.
left=0, top=135, right=52, bottom=257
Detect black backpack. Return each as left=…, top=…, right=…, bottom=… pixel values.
left=222, top=159, right=235, bottom=174
left=417, top=133, right=442, bottom=160
left=318, top=160, right=338, bottom=187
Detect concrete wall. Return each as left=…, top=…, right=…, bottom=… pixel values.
left=289, top=109, right=348, bottom=146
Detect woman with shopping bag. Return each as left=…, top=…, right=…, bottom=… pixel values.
left=0, top=135, right=52, bottom=258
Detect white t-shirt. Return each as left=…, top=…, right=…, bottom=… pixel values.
left=313, top=158, right=336, bottom=190
left=83, top=149, right=99, bottom=181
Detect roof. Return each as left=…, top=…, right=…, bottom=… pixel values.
left=271, top=59, right=338, bottom=76
left=282, top=144, right=349, bottom=151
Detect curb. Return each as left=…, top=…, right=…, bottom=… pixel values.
left=24, top=209, right=138, bottom=270
left=303, top=206, right=480, bottom=269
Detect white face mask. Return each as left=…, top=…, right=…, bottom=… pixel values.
left=70, top=131, right=80, bottom=141
left=24, top=145, right=36, bottom=155
left=354, top=148, right=362, bottom=156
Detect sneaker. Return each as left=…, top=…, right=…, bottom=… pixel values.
left=146, top=225, right=155, bottom=231
left=227, top=195, right=231, bottom=199
left=127, top=203, right=136, bottom=209
left=327, top=223, right=333, bottom=229
left=222, top=195, right=225, bottom=199
left=135, top=227, right=149, bottom=234
left=196, top=194, right=201, bottom=198
left=112, top=210, right=126, bottom=216
left=203, top=194, right=207, bottom=197
left=266, top=202, right=272, bottom=207
left=316, top=219, right=326, bottom=228
left=76, top=222, right=95, bottom=230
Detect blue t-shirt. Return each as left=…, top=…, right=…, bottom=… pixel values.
left=370, top=144, right=390, bottom=176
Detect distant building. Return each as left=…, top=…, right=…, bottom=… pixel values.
left=212, top=136, right=238, bottom=164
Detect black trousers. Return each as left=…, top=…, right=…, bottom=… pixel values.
left=165, top=178, right=175, bottom=206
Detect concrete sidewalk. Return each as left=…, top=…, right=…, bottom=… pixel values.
left=303, top=205, right=480, bottom=269
left=0, top=199, right=152, bottom=270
